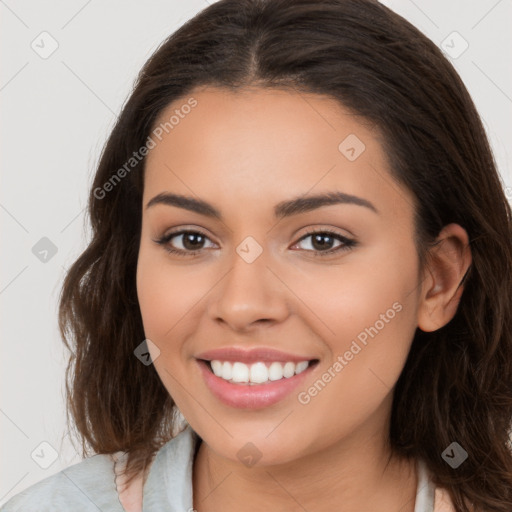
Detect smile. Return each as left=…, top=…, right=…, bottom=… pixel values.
left=209, top=359, right=311, bottom=384
left=197, top=358, right=319, bottom=409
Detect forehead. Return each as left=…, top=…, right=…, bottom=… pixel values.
left=142, top=87, right=414, bottom=223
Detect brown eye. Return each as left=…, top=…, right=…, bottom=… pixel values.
left=293, top=230, right=357, bottom=257
left=154, top=229, right=215, bottom=256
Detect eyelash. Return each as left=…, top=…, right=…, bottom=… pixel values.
left=153, top=228, right=357, bottom=258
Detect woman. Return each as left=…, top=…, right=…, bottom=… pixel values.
left=3, top=0, right=511, bottom=511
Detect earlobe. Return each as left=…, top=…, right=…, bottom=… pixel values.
left=417, top=223, right=472, bottom=333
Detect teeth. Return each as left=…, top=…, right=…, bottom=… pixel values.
left=211, top=360, right=223, bottom=376
left=222, top=361, right=233, bottom=380
left=295, top=361, right=309, bottom=374
left=209, top=359, right=311, bottom=384
left=250, top=362, right=268, bottom=383
left=283, top=362, right=295, bottom=378
left=232, top=362, right=249, bottom=383
left=268, top=361, right=284, bottom=381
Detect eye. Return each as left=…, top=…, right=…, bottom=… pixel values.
left=153, top=227, right=357, bottom=258
left=153, top=229, right=216, bottom=256
left=291, top=229, right=357, bottom=257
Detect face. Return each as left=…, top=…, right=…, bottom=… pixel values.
left=136, top=86, right=424, bottom=466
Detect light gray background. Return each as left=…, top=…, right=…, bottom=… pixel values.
left=1, top=0, right=511, bottom=504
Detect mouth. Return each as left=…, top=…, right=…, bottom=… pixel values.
left=196, top=358, right=320, bottom=409
left=201, top=358, right=319, bottom=385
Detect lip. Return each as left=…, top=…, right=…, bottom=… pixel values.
left=197, top=358, right=318, bottom=409
left=195, top=346, right=315, bottom=364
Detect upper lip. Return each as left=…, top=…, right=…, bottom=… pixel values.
left=196, top=347, right=317, bottom=364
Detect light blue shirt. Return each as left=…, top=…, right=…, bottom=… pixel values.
left=1, top=425, right=435, bottom=511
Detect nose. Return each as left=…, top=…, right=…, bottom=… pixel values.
left=207, top=243, right=290, bottom=333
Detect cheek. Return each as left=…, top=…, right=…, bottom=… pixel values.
left=285, top=252, right=417, bottom=352
left=136, top=243, right=215, bottom=363
left=136, top=244, right=188, bottom=347
left=294, top=292, right=417, bottom=454
left=299, top=251, right=419, bottom=420
left=135, top=248, right=198, bottom=401
left=291, top=244, right=419, bottom=395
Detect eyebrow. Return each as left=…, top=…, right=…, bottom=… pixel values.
left=145, top=191, right=378, bottom=219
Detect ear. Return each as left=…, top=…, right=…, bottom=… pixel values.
left=417, top=223, right=472, bottom=332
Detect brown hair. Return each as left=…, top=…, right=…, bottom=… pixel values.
left=58, top=0, right=512, bottom=509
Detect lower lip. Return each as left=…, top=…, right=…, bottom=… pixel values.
left=197, top=360, right=316, bottom=409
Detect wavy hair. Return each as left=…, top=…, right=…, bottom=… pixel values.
left=58, top=0, right=512, bottom=509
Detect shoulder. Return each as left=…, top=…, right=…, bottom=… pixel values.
left=1, top=452, right=124, bottom=512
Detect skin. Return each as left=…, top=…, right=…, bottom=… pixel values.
left=136, top=86, right=472, bottom=511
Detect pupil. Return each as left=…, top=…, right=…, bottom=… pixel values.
left=183, top=233, right=204, bottom=250
left=312, top=234, right=333, bottom=251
